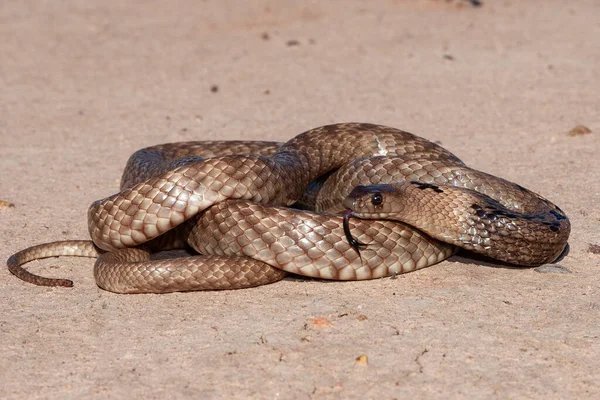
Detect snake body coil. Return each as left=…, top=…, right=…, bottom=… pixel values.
left=7, top=123, right=570, bottom=293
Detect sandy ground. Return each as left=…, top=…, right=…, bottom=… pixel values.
left=1, top=0, right=599, bottom=398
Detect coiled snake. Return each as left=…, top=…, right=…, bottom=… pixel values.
left=7, top=123, right=570, bottom=293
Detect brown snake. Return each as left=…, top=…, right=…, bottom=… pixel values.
left=7, top=123, right=570, bottom=293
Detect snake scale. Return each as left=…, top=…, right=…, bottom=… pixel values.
left=7, top=123, right=570, bottom=293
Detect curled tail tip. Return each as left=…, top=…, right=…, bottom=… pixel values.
left=57, top=279, right=74, bottom=287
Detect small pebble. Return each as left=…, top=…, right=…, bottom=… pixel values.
left=355, top=355, right=368, bottom=365
left=534, top=264, right=571, bottom=274
left=588, top=244, right=600, bottom=254
left=567, top=125, right=592, bottom=136
left=0, top=200, right=15, bottom=209
left=311, top=317, right=332, bottom=328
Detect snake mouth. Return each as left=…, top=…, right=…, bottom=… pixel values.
left=343, top=209, right=369, bottom=258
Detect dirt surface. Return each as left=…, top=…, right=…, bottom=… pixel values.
left=1, top=1, right=599, bottom=398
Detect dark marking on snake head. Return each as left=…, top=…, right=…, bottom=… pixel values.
left=485, top=212, right=499, bottom=221
left=356, top=123, right=379, bottom=131
left=515, top=184, right=528, bottom=193
left=529, top=215, right=546, bottom=220
left=410, top=181, right=444, bottom=193
left=542, top=221, right=561, bottom=232
left=550, top=210, right=567, bottom=220
left=480, top=207, right=518, bottom=221
left=471, top=204, right=490, bottom=218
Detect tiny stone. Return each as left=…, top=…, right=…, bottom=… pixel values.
left=0, top=200, right=15, bottom=208
left=567, top=125, right=592, bottom=136
left=286, top=39, right=300, bottom=46
left=355, top=354, right=368, bottom=365
left=534, top=264, right=571, bottom=274
left=311, top=317, right=332, bottom=327
left=588, top=244, right=600, bottom=254
left=210, top=85, right=219, bottom=93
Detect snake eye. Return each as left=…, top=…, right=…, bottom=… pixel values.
left=371, top=193, right=383, bottom=206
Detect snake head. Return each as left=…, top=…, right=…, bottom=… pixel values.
left=343, top=184, right=404, bottom=257
left=342, top=184, right=399, bottom=219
